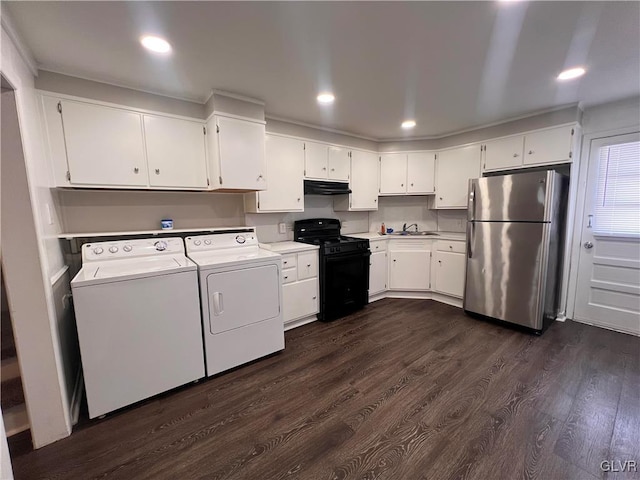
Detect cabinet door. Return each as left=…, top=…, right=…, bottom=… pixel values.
left=523, top=125, right=574, bottom=166
left=297, top=251, right=318, bottom=280
left=144, top=115, right=208, bottom=188
left=369, top=251, right=388, bottom=295
left=61, top=100, right=147, bottom=186
left=350, top=151, right=380, bottom=210
left=216, top=116, right=266, bottom=190
left=304, top=142, right=328, bottom=179
left=483, top=136, right=524, bottom=172
left=389, top=250, right=430, bottom=290
left=283, top=278, right=319, bottom=323
left=328, top=146, right=350, bottom=181
left=257, top=135, right=304, bottom=212
left=434, top=251, right=466, bottom=298
left=407, top=152, right=435, bottom=194
left=379, top=154, right=408, bottom=194
left=435, top=145, right=481, bottom=209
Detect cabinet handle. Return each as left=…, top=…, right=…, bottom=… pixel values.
left=257, top=174, right=263, bottom=180
left=322, top=167, right=327, bottom=171
left=331, top=168, right=335, bottom=171
left=307, top=263, right=311, bottom=267
left=439, top=197, right=443, bottom=200
left=297, top=198, right=301, bottom=202
left=401, top=183, right=404, bottom=187
left=284, top=275, right=288, bottom=279
left=283, top=261, right=288, bottom=265
left=374, top=199, right=377, bottom=202
left=411, top=183, right=414, bottom=186
left=134, top=167, right=139, bottom=174
left=528, top=150, right=534, bottom=155
left=312, top=296, right=317, bottom=300
left=155, top=168, right=160, bottom=175
left=438, top=260, right=442, bottom=264
left=513, top=153, right=519, bottom=157
left=393, top=259, right=397, bottom=262
left=449, top=245, right=453, bottom=249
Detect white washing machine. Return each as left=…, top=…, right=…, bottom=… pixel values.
left=71, top=237, right=205, bottom=418
left=185, top=228, right=284, bottom=376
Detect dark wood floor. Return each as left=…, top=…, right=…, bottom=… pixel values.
left=8, top=299, right=640, bottom=480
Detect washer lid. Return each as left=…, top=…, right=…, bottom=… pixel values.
left=187, top=248, right=280, bottom=268
left=71, top=255, right=196, bottom=287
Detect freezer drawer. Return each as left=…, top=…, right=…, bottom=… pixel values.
left=464, top=221, right=548, bottom=330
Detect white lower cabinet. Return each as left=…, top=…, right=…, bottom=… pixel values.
left=369, top=250, right=387, bottom=296
left=389, top=247, right=431, bottom=291
left=281, top=250, right=319, bottom=325
left=433, top=251, right=466, bottom=298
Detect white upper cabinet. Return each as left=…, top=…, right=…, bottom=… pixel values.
left=435, top=144, right=481, bottom=209
left=407, top=152, right=435, bottom=194
left=56, top=99, right=147, bottom=187
left=209, top=115, right=267, bottom=191
left=143, top=115, right=208, bottom=189
left=304, top=142, right=329, bottom=179
left=379, top=154, right=407, bottom=194
left=328, top=146, right=350, bottom=181
left=245, top=134, right=304, bottom=213
left=523, top=125, right=575, bottom=166
left=483, top=135, right=524, bottom=173
left=335, top=150, right=379, bottom=211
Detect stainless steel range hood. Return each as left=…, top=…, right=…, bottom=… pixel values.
left=304, top=180, right=351, bottom=195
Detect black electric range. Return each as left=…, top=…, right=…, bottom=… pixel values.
left=294, top=218, right=370, bottom=322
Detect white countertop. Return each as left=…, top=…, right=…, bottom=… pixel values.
left=260, top=241, right=320, bottom=254
left=350, top=231, right=466, bottom=242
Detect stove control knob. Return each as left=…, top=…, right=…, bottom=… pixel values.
left=193, top=240, right=202, bottom=246
left=236, top=235, right=246, bottom=244
left=93, top=247, right=104, bottom=255
left=123, top=245, right=132, bottom=253
left=109, top=246, right=119, bottom=254
left=154, top=241, right=168, bottom=251
left=204, top=239, right=212, bottom=245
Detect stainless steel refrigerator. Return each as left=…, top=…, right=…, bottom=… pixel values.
left=463, top=170, right=569, bottom=332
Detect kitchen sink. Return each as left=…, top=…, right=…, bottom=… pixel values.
left=386, top=231, right=440, bottom=236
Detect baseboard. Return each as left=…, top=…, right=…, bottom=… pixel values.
left=381, top=290, right=463, bottom=308
left=284, top=314, right=318, bottom=332
left=70, top=369, right=83, bottom=426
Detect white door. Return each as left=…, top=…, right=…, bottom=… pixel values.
left=283, top=278, right=318, bottom=322
left=369, top=251, right=387, bottom=295
left=380, top=154, right=407, bottom=194
left=216, top=116, right=266, bottom=190
left=573, top=133, right=640, bottom=336
left=483, top=136, right=524, bottom=172
left=435, top=145, right=481, bottom=208
left=206, top=264, right=280, bottom=334
left=328, top=146, right=350, bottom=181
left=61, top=100, right=147, bottom=186
left=434, top=251, right=465, bottom=298
left=305, top=141, right=328, bottom=179
left=523, top=125, right=574, bottom=166
left=144, top=115, right=208, bottom=189
left=407, top=152, right=435, bottom=194
left=389, top=250, right=430, bottom=290
left=257, top=135, right=304, bottom=212
left=350, top=151, right=379, bottom=210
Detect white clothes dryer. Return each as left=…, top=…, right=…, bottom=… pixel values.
left=185, top=228, right=284, bottom=376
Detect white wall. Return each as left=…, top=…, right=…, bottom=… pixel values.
left=1, top=17, right=73, bottom=447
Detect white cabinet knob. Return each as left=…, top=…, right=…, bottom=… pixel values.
left=513, top=153, right=519, bottom=158
left=109, top=246, right=119, bottom=253
left=155, top=168, right=160, bottom=175
left=528, top=150, right=534, bottom=155
left=134, top=167, right=139, bottom=174
left=123, top=245, right=132, bottom=252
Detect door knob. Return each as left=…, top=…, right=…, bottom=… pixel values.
left=584, top=241, right=594, bottom=249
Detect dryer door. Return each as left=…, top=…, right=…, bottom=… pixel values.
left=206, top=264, right=280, bottom=334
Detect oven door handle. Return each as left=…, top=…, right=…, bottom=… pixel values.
left=324, top=251, right=371, bottom=261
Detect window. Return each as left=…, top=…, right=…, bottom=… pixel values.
left=594, top=140, right=640, bottom=236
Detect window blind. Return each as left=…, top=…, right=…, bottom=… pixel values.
left=593, top=140, right=640, bottom=236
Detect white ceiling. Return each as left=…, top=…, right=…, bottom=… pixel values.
left=5, top=1, right=640, bottom=139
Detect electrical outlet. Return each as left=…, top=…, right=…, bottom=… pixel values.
left=278, top=222, right=286, bottom=234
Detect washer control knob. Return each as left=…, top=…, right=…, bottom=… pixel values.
left=154, top=241, right=168, bottom=251
left=93, top=247, right=104, bottom=255
left=194, top=240, right=202, bottom=246
left=204, top=239, right=212, bottom=245
left=236, top=235, right=246, bottom=244
left=109, top=246, right=119, bottom=254
left=123, top=245, right=132, bottom=253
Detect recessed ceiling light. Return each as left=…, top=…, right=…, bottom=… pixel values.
left=317, top=93, right=335, bottom=104
left=557, top=67, right=586, bottom=81
left=140, top=35, right=172, bottom=54
left=401, top=120, right=416, bottom=129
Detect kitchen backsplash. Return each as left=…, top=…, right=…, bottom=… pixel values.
left=369, top=196, right=437, bottom=234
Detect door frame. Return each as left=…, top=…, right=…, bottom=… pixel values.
left=566, top=125, right=640, bottom=320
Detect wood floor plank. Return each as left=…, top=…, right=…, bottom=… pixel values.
left=8, top=299, right=639, bottom=480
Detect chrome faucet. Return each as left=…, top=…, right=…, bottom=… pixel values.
left=402, top=223, right=419, bottom=232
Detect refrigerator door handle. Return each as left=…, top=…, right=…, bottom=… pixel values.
left=469, top=180, right=476, bottom=221
left=468, top=222, right=474, bottom=259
